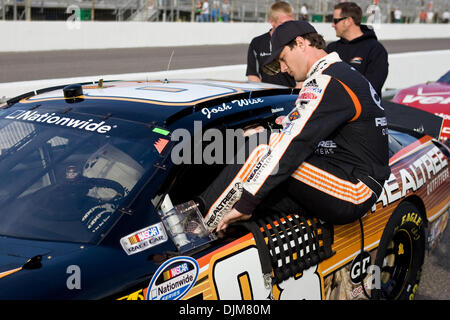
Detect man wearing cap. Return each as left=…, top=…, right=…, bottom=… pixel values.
left=326, top=2, right=388, bottom=97
left=196, top=20, right=390, bottom=232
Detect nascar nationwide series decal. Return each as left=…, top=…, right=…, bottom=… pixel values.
left=146, top=256, right=199, bottom=300
left=120, top=223, right=168, bottom=255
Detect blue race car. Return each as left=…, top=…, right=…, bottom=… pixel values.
left=0, top=80, right=448, bottom=300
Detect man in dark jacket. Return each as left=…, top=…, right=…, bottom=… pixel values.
left=326, top=2, right=388, bottom=97
left=246, top=1, right=296, bottom=87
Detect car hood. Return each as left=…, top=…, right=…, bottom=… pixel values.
left=0, top=236, right=85, bottom=277
left=392, top=81, right=450, bottom=142
left=392, top=81, right=450, bottom=116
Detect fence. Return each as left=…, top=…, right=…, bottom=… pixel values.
left=1, top=0, right=449, bottom=22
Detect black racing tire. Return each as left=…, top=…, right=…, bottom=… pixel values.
left=372, top=201, right=426, bottom=300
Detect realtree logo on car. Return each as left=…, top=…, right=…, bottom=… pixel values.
left=6, top=110, right=114, bottom=134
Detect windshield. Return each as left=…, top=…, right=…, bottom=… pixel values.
left=0, top=108, right=157, bottom=244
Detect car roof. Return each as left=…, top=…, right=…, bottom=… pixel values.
left=6, top=79, right=295, bottom=126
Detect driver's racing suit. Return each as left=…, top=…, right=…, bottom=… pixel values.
left=199, top=52, right=390, bottom=230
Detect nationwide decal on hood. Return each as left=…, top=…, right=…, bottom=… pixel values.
left=5, top=110, right=115, bottom=134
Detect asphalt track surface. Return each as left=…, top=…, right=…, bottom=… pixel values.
left=417, top=226, right=450, bottom=300
left=0, top=37, right=449, bottom=300
left=1, top=38, right=450, bottom=83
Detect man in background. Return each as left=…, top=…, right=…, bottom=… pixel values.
left=326, top=2, right=388, bottom=97
left=246, top=1, right=296, bottom=87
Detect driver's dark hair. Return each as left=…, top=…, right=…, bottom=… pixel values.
left=286, top=33, right=326, bottom=50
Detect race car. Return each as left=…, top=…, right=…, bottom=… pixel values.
left=392, top=71, right=450, bottom=145
left=0, top=79, right=448, bottom=300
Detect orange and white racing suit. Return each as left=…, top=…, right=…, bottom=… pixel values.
left=199, top=52, right=390, bottom=230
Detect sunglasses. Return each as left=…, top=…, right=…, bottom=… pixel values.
left=333, top=16, right=348, bottom=24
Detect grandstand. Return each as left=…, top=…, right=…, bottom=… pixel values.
left=0, top=0, right=448, bottom=22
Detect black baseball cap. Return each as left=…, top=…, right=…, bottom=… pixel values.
left=262, top=20, right=317, bottom=76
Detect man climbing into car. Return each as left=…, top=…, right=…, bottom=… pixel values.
left=193, top=20, right=390, bottom=232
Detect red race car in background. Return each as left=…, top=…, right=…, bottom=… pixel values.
left=392, top=71, right=450, bottom=145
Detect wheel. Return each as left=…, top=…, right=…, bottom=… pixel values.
left=26, top=176, right=124, bottom=221
left=372, top=201, right=426, bottom=300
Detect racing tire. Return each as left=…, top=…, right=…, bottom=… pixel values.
left=372, top=201, right=426, bottom=300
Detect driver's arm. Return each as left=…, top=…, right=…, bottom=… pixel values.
left=233, top=74, right=356, bottom=215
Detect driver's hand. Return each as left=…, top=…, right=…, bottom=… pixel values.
left=275, top=116, right=285, bottom=125
left=215, top=208, right=252, bottom=232
left=243, top=125, right=265, bottom=137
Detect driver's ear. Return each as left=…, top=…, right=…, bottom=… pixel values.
left=295, top=36, right=305, bottom=49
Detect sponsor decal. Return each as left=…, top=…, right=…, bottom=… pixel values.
left=163, top=262, right=190, bottom=281
left=433, top=113, right=450, bottom=140
left=281, top=122, right=294, bottom=135
left=153, top=127, right=171, bottom=136
left=323, top=250, right=380, bottom=300
left=288, top=110, right=300, bottom=121
left=435, top=113, right=450, bottom=120
left=271, top=107, right=284, bottom=113
left=154, top=138, right=169, bottom=154
left=304, top=79, right=319, bottom=88
left=117, top=288, right=146, bottom=300
left=402, top=94, right=450, bottom=105
left=303, top=86, right=323, bottom=94
left=298, top=92, right=318, bottom=100
left=370, top=83, right=383, bottom=110
left=375, top=117, right=387, bottom=127
left=246, top=150, right=272, bottom=183
left=375, top=116, right=388, bottom=135
left=5, top=110, right=114, bottom=134
left=374, top=146, right=448, bottom=209
left=350, top=251, right=371, bottom=285
left=120, top=223, right=168, bottom=255
left=309, top=59, right=329, bottom=76
left=350, top=57, right=363, bottom=65
left=295, top=99, right=309, bottom=110
left=315, top=140, right=337, bottom=155
left=146, top=256, right=199, bottom=300
left=206, top=182, right=242, bottom=228
left=401, top=212, right=423, bottom=228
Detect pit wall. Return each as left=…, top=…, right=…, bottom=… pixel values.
left=1, top=21, right=449, bottom=100
left=1, top=50, right=449, bottom=101
left=1, top=21, right=450, bottom=52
